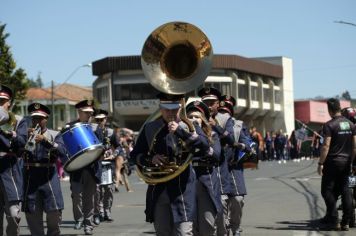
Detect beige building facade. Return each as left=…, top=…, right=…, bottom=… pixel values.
left=91, top=54, right=294, bottom=134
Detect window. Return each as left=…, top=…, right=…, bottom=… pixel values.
left=203, top=82, right=231, bottom=96
left=274, top=90, right=282, bottom=104
left=141, top=84, right=158, bottom=99
left=113, top=83, right=159, bottom=100
left=263, top=88, right=271, bottom=102
left=251, top=86, right=259, bottom=101
left=221, top=83, right=231, bottom=96
left=238, top=84, right=247, bottom=99
left=60, top=109, right=64, bottom=121
left=96, top=87, right=108, bottom=103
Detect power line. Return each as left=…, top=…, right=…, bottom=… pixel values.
left=334, top=20, right=356, bottom=27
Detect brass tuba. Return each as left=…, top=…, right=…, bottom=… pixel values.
left=0, top=110, right=17, bottom=133
left=136, top=22, right=213, bottom=184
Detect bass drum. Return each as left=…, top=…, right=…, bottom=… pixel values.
left=62, top=122, right=104, bottom=172
left=100, top=161, right=113, bottom=185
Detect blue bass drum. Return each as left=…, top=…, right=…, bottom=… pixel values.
left=61, top=122, right=104, bottom=172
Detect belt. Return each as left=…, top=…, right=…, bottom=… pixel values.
left=25, top=163, right=56, bottom=168
left=0, top=152, right=16, bottom=158
left=192, top=161, right=215, bottom=168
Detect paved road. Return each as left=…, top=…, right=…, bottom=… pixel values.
left=4, top=158, right=356, bottom=235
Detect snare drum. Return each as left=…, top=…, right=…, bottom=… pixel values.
left=62, top=122, right=104, bottom=172
left=100, top=161, right=113, bottom=185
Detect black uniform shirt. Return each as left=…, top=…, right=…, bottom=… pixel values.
left=323, top=115, right=356, bottom=161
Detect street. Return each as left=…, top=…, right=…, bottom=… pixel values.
left=8, top=158, right=356, bottom=235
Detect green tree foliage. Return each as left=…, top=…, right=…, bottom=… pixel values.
left=28, top=72, right=44, bottom=88
left=341, top=90, right=351, bottom=100
left=0, top=23, right=30, bottom=112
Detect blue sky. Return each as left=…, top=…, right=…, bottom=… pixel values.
left=1, top=0, right=355, bottom=99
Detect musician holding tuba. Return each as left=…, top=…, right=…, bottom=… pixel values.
left=22, top=102, right=65, bottom=236
left=0, top=84, right=24, bottom=236
left=131, top=92, right=210, bottom=236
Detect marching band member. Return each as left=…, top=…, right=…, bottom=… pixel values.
left=67, top=99, right=101, bottom=235
left=198, top=88, right=250, bottom=236
left=0, top=84, right=25, bottom=236
left=130, top=92, right=210, bottom=236
left=93, top=109, right=115, bottom=223
left=198, top=87, right=232, bottom=236
left=219, top=95, right=251, bottom=236
left=186, top=100, right=222, bottom=236
left=22, top=103, right=65, bottom=236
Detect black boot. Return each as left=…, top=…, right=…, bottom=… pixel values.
left=74, top=221, right=83, bottom=230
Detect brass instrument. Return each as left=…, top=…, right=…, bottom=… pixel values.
left=0, top=110, right=17, bottom=134
left=25, top=124, right=41, bottom=152
left=136, top=22, right=213, bottom=184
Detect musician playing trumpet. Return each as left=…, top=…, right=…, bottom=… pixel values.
left=0, top=84, right=24, bottom=236
left=131, top=92, right=210, bottom=236
left=22, top=103, right=65, bottom=236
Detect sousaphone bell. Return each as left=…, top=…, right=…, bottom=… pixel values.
left=136, top=22, right=213, bottom=184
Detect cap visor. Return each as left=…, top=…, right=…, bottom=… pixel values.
left=202, top=95, right=218, bottom=101
left=159, top=103, right=181, bottom=110
left=80, top=108, right=94, bottom=112
left=94, top=114, right=106, bottom=119
left=31, top=112, right=48, bottom=117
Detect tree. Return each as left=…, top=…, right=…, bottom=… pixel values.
left=28, top=72, right=44, bottom=88
left=341, top=90, right=351, bottom=100
left=0, top=22, right=30, bottom=112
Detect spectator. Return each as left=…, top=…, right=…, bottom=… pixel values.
left=250, top=126, right=264, bottom=161
left=289, top=130, right=300, bottom=160
left=274, top=129, right=287, bottom=162
left=264, top=131, right=274, bottom=161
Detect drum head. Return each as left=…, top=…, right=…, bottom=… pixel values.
left=64, top=145, right=104, bottom=172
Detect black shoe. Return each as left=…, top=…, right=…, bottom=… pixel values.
left=99, top=214, right=105, bottom=222
left=84, top=228, right=93, bottom=235
left=340, top=224, right=349, bottom=231
left=93, top=216, right=100, bottom=226
left=319, top=222, right=340, bottom=231
left=318, top=215, right=335, bottom=224
left=74, top=221, right=83, bottom=230
left=104, top=215, right=114, bottom=222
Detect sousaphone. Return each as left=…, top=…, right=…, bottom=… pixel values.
left=136, top=22, right=213, bottom=184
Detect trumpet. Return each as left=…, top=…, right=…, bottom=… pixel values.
left=25, top=124, right=41, bottom=152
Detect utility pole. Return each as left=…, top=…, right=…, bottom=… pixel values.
left=51, top=80, right=55, bottom=129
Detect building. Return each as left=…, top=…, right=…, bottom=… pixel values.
left=18, top=83, right=93, bottom=130
left=91, top=54, right=294, bottom=134
left=294, top=99, right=351, bottom=132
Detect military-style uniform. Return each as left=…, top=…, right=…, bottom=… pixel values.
left=198, top=88, right=250, bottom=236
left=218, top=96, right=252, bottom=236
left=93, top=109, right=115, bottom=222
left=22, top=103, right=66, bottom=236
left=130, top=93, right=210, bottom=236
left=186, top=101, right=223, bottom=236
left=65, top=99, right=101, bottom=235
left=0, top=84, right=24, bottom=236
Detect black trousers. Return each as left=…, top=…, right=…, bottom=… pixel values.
left=321, top=162, right=352, bottom=224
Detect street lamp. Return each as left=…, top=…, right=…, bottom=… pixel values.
left=51, top=63, right=92, bottom=129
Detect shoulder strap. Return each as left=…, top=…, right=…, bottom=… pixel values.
left=232, top=118, right=243, bottom=142
left=145, top=119, right=165, bottom=153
